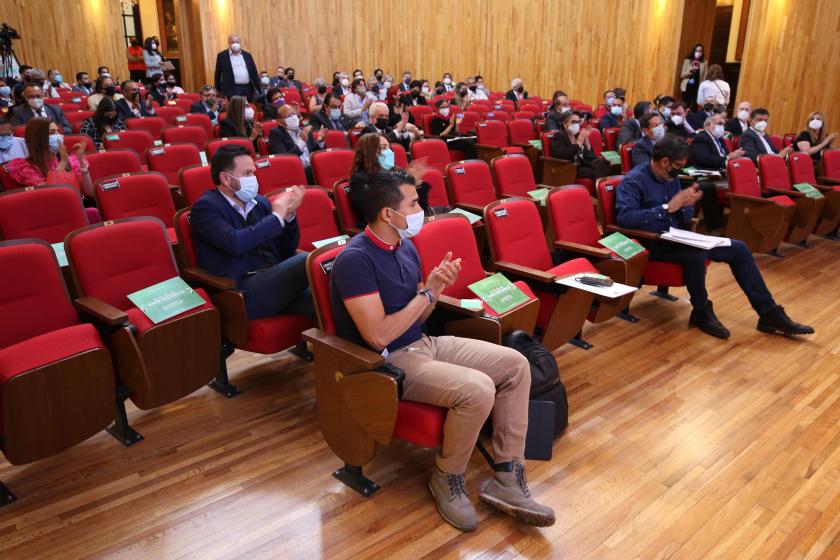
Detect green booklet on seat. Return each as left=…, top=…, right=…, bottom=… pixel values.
left=527, top=188, right=550, bottom=206
left=127, top=276, right=205, bottom=324
left=51, top=242, right=68, bottom=267
left=793, top=182, right=824, bottom=199
left=448, top=208, right=482, bottom=224
left=598, top=232, right=645, bottom=260
left=602, top=150, right=621, bottom=164
left=468, top=273, right=530, bottom=315
left=311, top=234, right=350, bottom=249
left=528, top=139, right=543, bottom=150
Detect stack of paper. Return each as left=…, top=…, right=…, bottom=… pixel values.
left=682, top=167, right=722, bottom=178
left=660, top=227, right=730, bottom=249
left=556, top=273, right=637, bottom=298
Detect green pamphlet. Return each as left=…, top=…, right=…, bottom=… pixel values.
left=793, top=182, right=824, bottom=199
left=51, top=242, right=68, bottom=267
left=105, top=134, right=120, bottom=141
left=153, top=139, right=164, bottom=146
left=468, top=273, right=530, bottom=315
left=528, top=139, right=543, bottom=149
left=527, top=188, right=550, bottom=206
left=449, top=208, right=482, bottom=224
left=682, top=166, right=697, bottom=173
left=602, top=150, right=621, bottom=164
left=598, top=232, right=645, bottom=260
left=311, top=234, right=350, bottom=249
left=460, top=299, right=484, bottom=310
left=199, top=151, right=208, bottom=166
left=127, top=276, right=205, bottom=324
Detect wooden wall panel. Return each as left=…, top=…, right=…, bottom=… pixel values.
left=738, top=0, right=840, bottom=135
left=5, top=0, right=128, bottom=82
left=195, top=0, right=685, bottom=105
left=674, top=0, right=717, bottom=98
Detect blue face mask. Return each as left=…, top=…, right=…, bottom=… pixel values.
left=378, top=148, right=395, bottom=170
left=0, top=86, right=10, bottom=97
left=329, top=108, right=341, bottom=120
left=0, top=135, right=12, bottom=150
left=232, top=174, right=259, bottom=203
left=48, top=134, right=63, bottom=153
left=54, top=74, right=63, bottom=84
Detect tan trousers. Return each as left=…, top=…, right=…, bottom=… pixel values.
left=386, top=335, right=531, bottom=474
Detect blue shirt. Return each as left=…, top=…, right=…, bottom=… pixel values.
left=330, top=228, right=423, bottom=353
left=616, top=162, right=694, bottom=233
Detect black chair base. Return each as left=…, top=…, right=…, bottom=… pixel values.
left=650, top=286, right=679, bottom=301
left=569, top=335, right=592, bottom=350
left=0, top=480, right=17, bottom=508
left=107, top=384, right=144, bottom=446
left=333, top=464, right=380, bottom=498
left=766, top=249, right=785, bottom=258
left=210, top=349, right=242, bottom=398
left=288, top=341, right=314, bottom=362
left=617, top=311, right=640, bottom=323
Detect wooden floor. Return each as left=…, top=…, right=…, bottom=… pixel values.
left=2, top=238, right=840, bottom=559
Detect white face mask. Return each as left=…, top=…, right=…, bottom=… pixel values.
left=738, top=110, right=750, bottom=121
left=231, top=174, right=259, bottom=203
left=444, top=77, right=452, bottom=85
left=150, top=42, right=157, bottom=50
left=605, top=96, right=615, bottom=106
left=694, top=51, right=702, bottom=59
left=340, top=78, right=349, bottom=87
left=671, top=114, right=684, bottom=126
left=809, top=118, right=823, bottom=130
left=383, top=81, right=392, bottom=89
left=230, top=42, right=241, bottom=53
left=439, top=107, right=450, bottom=117
left=560, top=106, right=570, bottom=113
left=244, top=107, right=255, bottom=120
left=661, top=107, right=672, bottom=119
left=712, top=124, right=725, bottom=138
left=569, top=123, right=581, bottom=135
left=611, top=105, right=623, bottom=116
left=651, top=124, right=665, bottom=141
left=421, top=86, right=430, bottom=94
left=390, top=209, right=424, bottom=239
left=28, top=97, right=44, bottom=110
left=285, top=114, right=300, bottom=131
left=261, top=76, right=270, bottom=86
left=754, top=120, right=768, bottom=133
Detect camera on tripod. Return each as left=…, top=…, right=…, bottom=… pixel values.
left=0, top=23, right=20, bottom=54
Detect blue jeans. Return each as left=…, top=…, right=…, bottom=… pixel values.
left=240, top=252, right=315, bottom=320
left=647, top=239, right=777, bottom=315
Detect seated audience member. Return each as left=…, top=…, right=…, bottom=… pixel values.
left=190, top=85, right=223, bottom=124
left=72, top=72, right=93, bottom=96
left=687, top=96, right=716, bottom=131
left=80, top=97, right=126, bottom=149
left=599, top=96, right=625, bottom=130
left=545, top=91, right=571, bottom=131
left=616, top=135, right=812, bottom=339
left=689, top=114, right=745, bottom=171
left=465, top=76, right=488, bottom=101
left=116, top=80, right=156, bottom=120
left=418, top=80, right=432, bottom=101
left=616, top=101, right=650, bottom=147
left=334, top=72, right=351, bottom=96
left=260, top=87, right=286, bottom=121
left=594, top=89, right=617, bottom=120
left=10, top=84, right=72, bottom=134
left=257, top=71, right=272, bottom=100
left=352, top=69, right=364, bottom=81
left=454, top=82, right=469, bottom=109
left=343, top=78, right=370, bottom=125
left=0, top=115, right=28, bottom=164
left=506, top=78, right=528, bottom=103
left=400, top=80, right=428, bottom=107
left=309, top=79, right=328, bottom=114
left=657, top=96, right=675, bottom=122
left=45, top=69, right=70, bottom=98
left=268, top=104, right=325, bottom=182
left=97, top=66, right=111, bottom=78
left=310, top=93, right=353, bottom=131
left=330, top=169, right=555, bottom=532
left=428, top=98, right=477, bottom=159
left=190, top=144, right=314, bottom=320
left=725, top=101, right=752, bottom=137
left=665, top=101, right=694, bottom=138
left=147, top=73, right=172, bottom=106
left=441, top=72, right=455, bottom=92
left=219, top=95, right=263, bottom=148
left=87, top=75, right=124, bottom=111
left=363, top=101, right=419, bottom=150
left=796, top=112, right=836, bottom=165
left=7, top=117, right=93, bottom=196
left=164, top=72, right=185, bottom=96
left=739, top=108, right=793, bottom=163
left=284, top=67, right=303, bottom=94
left=397, top=70, right=412, bottom=93
left=630, top=112, right=665, bottom=168
left=0, top=79, right=12, bottom=107
left=269, top=66, right=288, bottom=88
left=549, top=110, right=611, bottom=180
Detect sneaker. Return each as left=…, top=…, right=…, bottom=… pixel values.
left=429, top=467, right=478, bottom=532
left=757, top=305, right=814, bottom=336
left=689, top=301, right=731, bottom=339
left=479, top=462, right=555, bottom=527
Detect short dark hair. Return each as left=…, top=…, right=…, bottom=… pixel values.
left=97, top=66, right=109, bottom=74
left=640, top=112, right=662, bottom=130
left=434, top=98, right=449, bottom=108
left=603, top=89, right=615, bottom=97
left=75, top=71, right=88, bottom=81
left=475, top=75, right=484, bottom=81
left=751, top=108, right=769, bottom=119
left=652, top=134, right=690, bottom=162
left=361, top=169, right=416, bottom=223
left=672, top=101, right=688, bottom=111
left=409, top=80, right=422, bottom=90
left=351, top=77, right=365, bottom=90
left=559, top=110, right=581, bottom=126
left=633, top=101, right=651, bottom=119
left=658, top=96, right=675, bottom=106
left=323, top=92, right=340, bottom=108
left=210, top=144, right=252, bottom=185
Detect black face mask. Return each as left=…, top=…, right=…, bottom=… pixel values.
left=468, top=85, right=477, bottom=92
left=375, top=117, right=389, bottom=129
left=460, top=89, right=467, bottom=96
left=411, top=91, right=419, bottom=98
left=317, top=85, right=327, bottom=94
left=516, top=86, right=524, bottom=93
left=667, top=166, right=682, bottom=178
left=375, top=75, right=383, bottom=81
left=703, top=103, right=714, bottom=112
left=167, top=81, right=176, bottom=87
left=287, top=73, right=295, bottom=80
left=104, top=85, right=116, bottom=97
left=104, top=114, right=118, bottom=124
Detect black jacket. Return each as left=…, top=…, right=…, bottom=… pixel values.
left=666, top=119, right=694, bottom=139
left=616, top=119, right=641, bottom=147
left=268, top=127, right=320, bottom=159
left=214, top=49, right=260, bottom=99
left=115, top=98, right=155, bottom=120
left=725, top=117, right=749, bottom=137
left=505, top=89, right=528, bottom=104
left=688, top=130, right=729, bottom=170
left=190, top=101, right=222, bottom=122
left=739, top=128, right=778, bottom=163
left=10, top=103, right=72, bottom=134
left=687, top=110, right=713, bottom=131
left=309, top=110, right=354, bottom=131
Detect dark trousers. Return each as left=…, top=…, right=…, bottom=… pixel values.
left=647, top=239, right=776, bottom=315
left=240, top=252, right=315, bottom=320
left=696, top=183, right=724, bottom=229
left=232, top=84, right=254, bottom=101
left=129, top=70, right=146, bottom=83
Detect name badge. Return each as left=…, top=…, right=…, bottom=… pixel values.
left=100, top=179, right=120, bottom=191
left=493, top=208, right=508, bottom=218
left=150, top=147, right=166, bottom=156
left=255, top=160, right=270, bottom=169
left=454, top=167, right=465, bottom=175
left=319, top=256, right=336, bottom=275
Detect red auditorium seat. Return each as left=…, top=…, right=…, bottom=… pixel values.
left=474, top=120, right=524, bottom=164
left=758, top=154, right=824, bottom=245
left=86, top=149, right=143, bottom=186
left=311, top=148, right=354, bottom=190
left=161, top=125, right=209, bottom=151
left=254, top=154, right=310, bottom=195
left=420, top=168, right=451, bottom=208
left=445, top=159, right=498, bottom=214
left=62, top=134, right=95, bottom=154
left=155, top=106, right=187, bottom=125
left=789, top=151, right=840, bottom=236
left=333, top=178, right=362, bottom=235
left=178, top=164, right=214, bottom=206
left=323, top=129, right=349, bottom=149
left=491, top=153, right=545, bottom=198
left=206, top=137, right=256, bottom=159
left=173, top=113, right=213, bottom=138
left=93, top=172, right=179, bottom=243
left=145, top=142, right=202, bottom=186
left=125, top=116, right=167, bottom=140
left=411, top=139, right=450, bottom=174
left=0, top=185, right=87, bottom=244
left=268, top=187, right=340, bottom=251
left=102, top=130, right=155, bottom=164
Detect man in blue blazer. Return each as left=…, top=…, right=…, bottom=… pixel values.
left=190, top=144, right=314, bottom=320
left=10, top=84, right=72, bottom=133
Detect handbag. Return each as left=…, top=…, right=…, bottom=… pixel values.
left=160, top=60, right=176, bottom=72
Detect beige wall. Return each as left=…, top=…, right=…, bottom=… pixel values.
left=738, top=0, right=840, bottom=134
left=138, top=0, right=161, bottom=45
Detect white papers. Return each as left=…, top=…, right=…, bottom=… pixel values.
left=682, top=168, right=722, bottom=178
left=555, top=274, right=637, bottom=299
left=660, top=227, right=731, bottom=249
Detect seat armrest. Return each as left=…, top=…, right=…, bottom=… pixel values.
left=75, top=296, right=129, bottom=326
left=553, top=240, right=612, bottom=259
left=540, top=155, right=574, bottom=165
left=303, top=328, right=385, bottom=370
left=604, top=225, right=662, bottom=241
left=817, top=177, right=840, bottom=186
left=727, top=192, right=777, bottom=205
left=494, top=261, right=556, bottom=283
left=764, top=187, right=803, bottom=197
left=455, top=201, right=487, bottom=214
left=341, top=225, right=363, bottom=236
left=436, top=294, right=484, bottom=317
left=183, top=267, right=236, bottom=291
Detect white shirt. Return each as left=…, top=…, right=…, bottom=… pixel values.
left=228, top=50, right=250, bottom=85
left=342, top=93, right=364, bottom=121
left=0, top=136, right=28, bottom=164
left=467, top=89, right=488, bottom=100
left=219, top=188, right=289, bottom=226
left=756, top=131, right=775, bottom=154
left=697, top=79, right=730, bottom=105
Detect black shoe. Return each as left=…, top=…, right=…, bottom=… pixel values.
left=689, top=301, right=731, bottom=339
left=757, top=305, right=815, bottom=336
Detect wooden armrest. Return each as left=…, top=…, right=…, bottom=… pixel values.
left=540, top=155, right=574, bottom=165
left=302, top=328, right=385, bottom=370
left=455, top=202, right=486, bottom=214
left=817, top=177, right=840, bottom=185
left=604, top=225, right=662, bottom=241
left=183, top=267, right=236, bottom=291
left=167, top=183, right=180, bottom=192
left=436, top=294, right=484, bottom=317
left=553, top=240, right=612, bottom=259
left=75, top=296, right=128, bottom=326
left=494, top=261, right=555, bottom=283
left=764, top=187, right=803, bottom=198
left=342, top=225, right=363, bottom=236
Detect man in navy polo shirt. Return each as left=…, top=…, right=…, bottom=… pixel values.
left=330, top=170, right=555, bottom=532
left=616, top=135, right=813, bottom=339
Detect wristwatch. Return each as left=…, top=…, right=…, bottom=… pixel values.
left=661, top=203, right=669, bottom=213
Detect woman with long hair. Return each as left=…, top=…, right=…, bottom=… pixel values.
left=143, top=36, right=164, bottom=81
left=679, top=43, right=706, bottom=110
left=218, top=95, right=263, bottom=148
left=697, top=64, right=730, bottom=107
left=796, top=111, right=837, bottom=166
left=80, top=97, right=126, bottom=149
left=7, top=117, right=93, bottom=197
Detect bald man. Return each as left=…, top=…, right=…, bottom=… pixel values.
left=214, top=33, right=260, bottom=100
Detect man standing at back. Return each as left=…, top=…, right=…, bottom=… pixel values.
left=214, top=34, right=260, bottom=101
